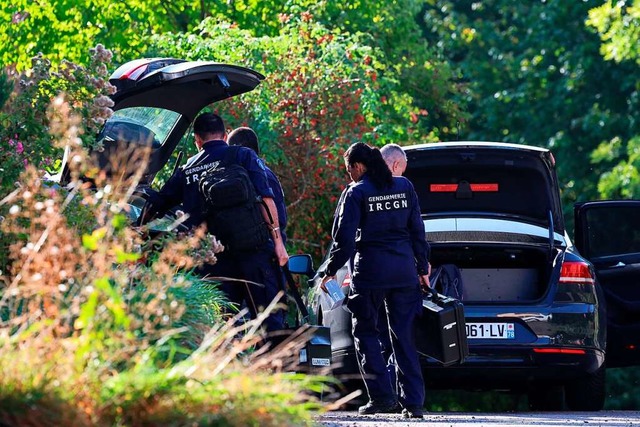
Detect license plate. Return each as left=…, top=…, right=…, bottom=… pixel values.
left=466, top=322, right=515, bottom=339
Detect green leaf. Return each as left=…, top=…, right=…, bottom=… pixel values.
left=111, top=213, right=129, bottom=231
left=94, top=276, right=130, bottom=328
left=115, top=248, right=141, bottom=264
left=75, top=286, right=99, bottom=331
left=82, top=227, right=107, bottom=251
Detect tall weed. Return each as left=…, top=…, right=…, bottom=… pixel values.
left=0, top=94, right=329, bottom=426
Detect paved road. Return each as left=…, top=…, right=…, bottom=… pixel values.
left=317, top=411, right=640, bottom=427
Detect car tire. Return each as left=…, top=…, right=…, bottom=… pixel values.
left=565, top=365, right=606, bottom=411
left=527, top=384, right=565, bottom=411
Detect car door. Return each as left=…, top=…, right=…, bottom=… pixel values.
left=55, top=59, right=265, bottom=186
left=107, top=59, right=265, bottom=183
left=574, top=200, right=640, bottom=367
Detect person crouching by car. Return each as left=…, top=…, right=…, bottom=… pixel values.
left=320, top=142, right=431, bottom=419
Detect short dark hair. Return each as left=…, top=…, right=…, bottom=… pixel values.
left=228, top=127, right=260, bottom=155
left=193, top=113, right=225, bottom=139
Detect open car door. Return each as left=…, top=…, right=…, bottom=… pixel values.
left=574, top=200, right=640, bottom=367
left=56, top=58, right=264, bottom=186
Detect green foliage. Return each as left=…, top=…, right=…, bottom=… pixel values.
left=588, top=1, right=640, bottom=65
left=204, top=1, right=469, bottom=139
left=0, top=46, right=115, bottom=198
left=0, top=69, right=11, bottom=109
left=0, top=0, right=203, bottom=71
left=420, top=0, right=640, bottom=231
left=592, top=135, right=640, bottom=198
left=587, top=1, right=640, bottom=202
left=0, top=98, right=327, bottom=425
left=0, top=47, right=115, bottom=272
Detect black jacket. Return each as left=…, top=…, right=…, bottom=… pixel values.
left=147, top=140, right=274, bottom=229
left=326, top=174, right=430, bottom=290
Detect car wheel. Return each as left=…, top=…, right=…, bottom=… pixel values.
left=527, top=384, right=565, bottom=411
left=565, top=365, right=606, bottom=411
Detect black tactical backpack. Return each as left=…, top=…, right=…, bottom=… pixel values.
left=198, top=146, right=271, bottom=252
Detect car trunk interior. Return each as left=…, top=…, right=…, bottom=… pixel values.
left=428, top=242, right=561, bottom=302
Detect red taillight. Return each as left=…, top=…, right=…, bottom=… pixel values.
left=533, top=348, right=587, bottom=355
left=430, top=183, right=499, bottom=192
left=341, top=272, right=351, bottom=288
left=559, top=261, right=595, bottom=284
left=120, top=63, right=149, bottom=80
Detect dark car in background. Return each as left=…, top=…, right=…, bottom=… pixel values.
left=306, top=141, right=640, bottom=411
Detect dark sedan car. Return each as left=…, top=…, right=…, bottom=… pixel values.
left=303, top=141, right=640, bottom=411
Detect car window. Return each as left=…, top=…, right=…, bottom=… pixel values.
left=108, top=107, right=181, bottom=148
left=584, top=206, right=640, bottom=258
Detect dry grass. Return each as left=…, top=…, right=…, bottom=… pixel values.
left=0, top=96, right=333, bottom=426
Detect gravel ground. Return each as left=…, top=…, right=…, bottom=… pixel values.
left=315, top=410, right=640, bottom=427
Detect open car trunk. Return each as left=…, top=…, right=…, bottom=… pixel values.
left=403, top=142, right=567, bottom=304
left=429, top=242, right=559, bottom=302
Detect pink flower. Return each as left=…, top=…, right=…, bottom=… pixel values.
left=8, top=139, right=14, bottom=146
left=12, top=11, right=30, bottom=24
left=23, top=159, right=28, bottom=167
left=16, top=142, right=24, bottom=154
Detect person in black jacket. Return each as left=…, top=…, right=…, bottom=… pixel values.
left=227, top=127, right=288, bottom=244
left=378, top=142, right=409, bottom=397
left=144, top=113, right=288, bottom=333
left=321, top=142, right=430, bottom=419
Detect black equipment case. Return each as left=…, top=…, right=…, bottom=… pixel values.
left=415, top=290, right=468, bottom=366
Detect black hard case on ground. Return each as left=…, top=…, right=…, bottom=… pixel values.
left=415, top=291, right=468, bottom=366
left=281, top=266, right=332, bottom=369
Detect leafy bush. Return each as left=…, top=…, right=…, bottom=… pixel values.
left=0, top=96, right=329, bottom=426
left=150, top=15, right=436, bottom=259
left=0, top=46, right=114, bottom=271
left=0, top=46, right=114, bottom=196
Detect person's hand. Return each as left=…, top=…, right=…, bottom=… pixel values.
left=320, top=274, right=336, bottom=294
left=274, top=240, right=289, bottom=267
left=419, top=274, right=430, bottom=291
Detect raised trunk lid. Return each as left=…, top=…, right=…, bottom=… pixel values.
left=404, top=142, right=565, bottom=235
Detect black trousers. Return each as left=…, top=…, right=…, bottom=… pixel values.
left=346, top=285, right=425, bottom=407
left=198, top=245, right=285, bottom=332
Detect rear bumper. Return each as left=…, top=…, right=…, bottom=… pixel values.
left=331, top=345, right=605, bottom=391
left=422, top=346, right=605, bottom=390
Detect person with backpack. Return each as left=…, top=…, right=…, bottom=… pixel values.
left=143, top=113, right=288, bottom=333
left=227, top=127, right=288, bottom=245
left=320, top=142, right=430, bottom=419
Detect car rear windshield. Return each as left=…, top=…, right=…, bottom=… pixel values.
left=405, top=162, right=555, bottom=225
left=100, top=107, right=181, bottom=149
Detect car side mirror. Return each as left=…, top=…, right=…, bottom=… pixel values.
left=288, top=254, right=315, bottom=276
